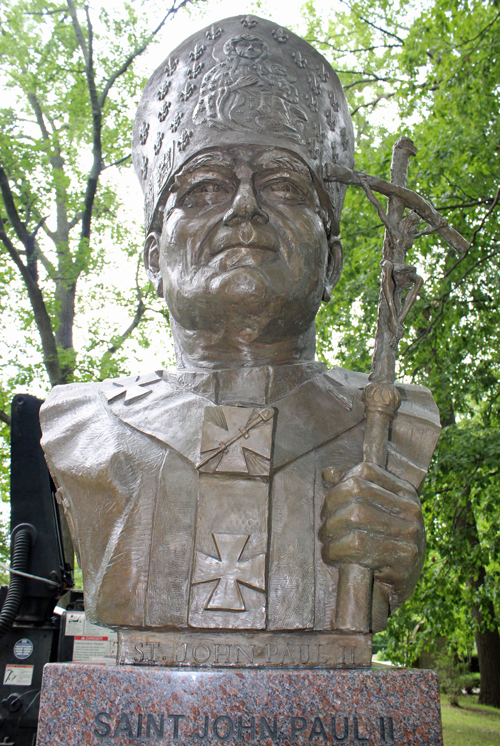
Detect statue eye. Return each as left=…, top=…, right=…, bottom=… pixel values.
left=180, top=182, right=231, bottom=208
left=261, top=179, right=306, bottom=204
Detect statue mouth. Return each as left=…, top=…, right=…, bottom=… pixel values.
left=219, top=243, right=277, bottom=253
left=208, top=246, right=278, bottom=271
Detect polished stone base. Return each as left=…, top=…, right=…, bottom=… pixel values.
left=36, top=664, right=443, bottom=745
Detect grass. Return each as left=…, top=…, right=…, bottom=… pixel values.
left=441, top=695, right=500, bottom=746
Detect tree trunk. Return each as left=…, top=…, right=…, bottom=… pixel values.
left=55, top=280, right=77, bottom=383
left=471, top=567, right=500, bottom=707
left=458, top=500, right=500, bottom=708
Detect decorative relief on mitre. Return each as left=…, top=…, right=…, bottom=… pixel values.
left=132, top=15, right=355, bottom=235
left=192, top=34, right=306, bottom=143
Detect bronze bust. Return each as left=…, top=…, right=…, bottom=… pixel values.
left=40, top=15, right=440, bottom=668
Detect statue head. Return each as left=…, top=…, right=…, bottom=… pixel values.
left=132, top=15, right=354, bottom=367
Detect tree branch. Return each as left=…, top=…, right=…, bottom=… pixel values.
left=402, top=244, right=500, bottom=356
left=98, top=0, right=196, bottom=109
left=456, top=9, right=500, bottom=49
left=102, top=258, right=147, bottom=363
left=67, top=212, right=82, bottom=231
left=26, top=92, right=51, bottom=141
left=105, top=299, right=146, bottom=358
left=435, top=198, right=496, bottom=213
left=0, top=166, right=30, bottom=246
left=0, top=215, right=63, bottom=385
left=66, top=0, right=89, bottom=65
left=67, top=0, right=102, bottom=251
left=306, top=38, right=402, bottom=54
left=24, top=7, right=66, bottom=16
left=1, top=169, right=57, bottom=279
left=351, top=92, right=396, bottom=116
left=35, top=245, right=57, bottom=278
left=470, top=185, right=500, bottom=246
left=0, top=410, right=11, bottom=427
left=338, top=0, right=406, bottom=43
left=102, top=154, right=131, bottom=171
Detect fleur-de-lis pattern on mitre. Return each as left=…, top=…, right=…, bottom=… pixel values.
left=312, top=123, right=326, bottom=143
left=304, top=93, right=318, bottom=112
left=157, top=80, right=171, bottom=100
left=308, top=74, right=321, bottom=96
left=292, top=51, right=308, bottom=68
left=307, top=139, right=319, bottom=159
left=206, top=25, right=222, bottom=41
left=164, top=58, right=179, bottom=76
left=272, top=26, right=289, bottom=43
left=158, top=101, right=171, bottom=122
left=241, top=15, right=258, bottom=28
left=153, top=132, right=164, bottom=155
left=180, top=82, right=196, bottom=102
left=189, top=43, right=205, bottom=60
left=170, top=112, right=184, bottom=133
left=188, top=62, right=204, bottom=80
left=141, top=156, right=148, bottom=180
left=317, top=64, right=329, bottom=82
left=177, top=129, right=193, bottom=152
left=325, top=109, right=337, bottom=130
left=139, top=122, right=149, bottom=145
left=328, top=91, right=340, bottom=111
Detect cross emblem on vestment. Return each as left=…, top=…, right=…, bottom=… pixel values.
left=198, top=406, right=275, bottom=476
left=192, top=533, right=265, bottom=612
left=104, top=371, right=163, bottom=404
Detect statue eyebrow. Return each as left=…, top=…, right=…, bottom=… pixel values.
left=180, top=152, right=235, bottom=175
left=171, top=152, right=235, bottom=192
left=253, top=155, right=311, bottom=178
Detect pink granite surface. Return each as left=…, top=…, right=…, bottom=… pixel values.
left=36, top=664, right=442, bottom=746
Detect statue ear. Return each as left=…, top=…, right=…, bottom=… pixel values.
left=323, top=235, right=343, bottom=302
left=143, top=232, right=163, bottom=298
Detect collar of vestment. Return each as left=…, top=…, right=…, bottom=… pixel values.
left=102, top=362, right=366, bottom=470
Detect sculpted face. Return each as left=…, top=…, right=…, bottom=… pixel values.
left=145, top=145, right=340, bottom=363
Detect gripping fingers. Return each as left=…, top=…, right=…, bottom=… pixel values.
left=321, top=531, right=420, bottom=583
left=321, top=475, right=422, bottom=524
left=319, top=499, right=422, bottom=544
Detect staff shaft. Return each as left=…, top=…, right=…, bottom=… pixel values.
left=335, top=137, right=416, bottom=635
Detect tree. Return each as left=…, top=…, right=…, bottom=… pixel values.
left=0, top=0, right=202, bottom=506
left=303, top=0, right=500, bottom=706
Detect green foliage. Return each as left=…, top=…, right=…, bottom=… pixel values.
left=0, top=0, right=188, bottom=503
left=435, top=650, right=467, bottom=707
left=305, top=0, right=500, bottom=678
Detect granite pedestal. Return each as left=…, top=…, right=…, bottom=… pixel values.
left=36, top=664, right=443, bottom=745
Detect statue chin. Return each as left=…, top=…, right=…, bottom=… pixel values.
left=169, top=282, right=317, bottom=352
left=209, top=265, right=272, bottom=303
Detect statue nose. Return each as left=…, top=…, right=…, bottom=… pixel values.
left=223, top=180, right=269, bottom=225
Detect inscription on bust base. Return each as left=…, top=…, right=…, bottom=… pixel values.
left=117, top=631, right=372, bottom=668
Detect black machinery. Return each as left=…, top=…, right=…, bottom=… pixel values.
left=0, top=394, right=77, bottom=746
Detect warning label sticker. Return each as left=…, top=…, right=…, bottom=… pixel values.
left=72, top=635, right=117, bottom=665
left=3, top=665, right=34, bottom=686
left=65, top=612, right=117, bottom=665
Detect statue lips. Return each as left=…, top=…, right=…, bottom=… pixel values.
left=208, top=245, right=278, bottom=272
left=205, top=224, right=281, bottom=271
